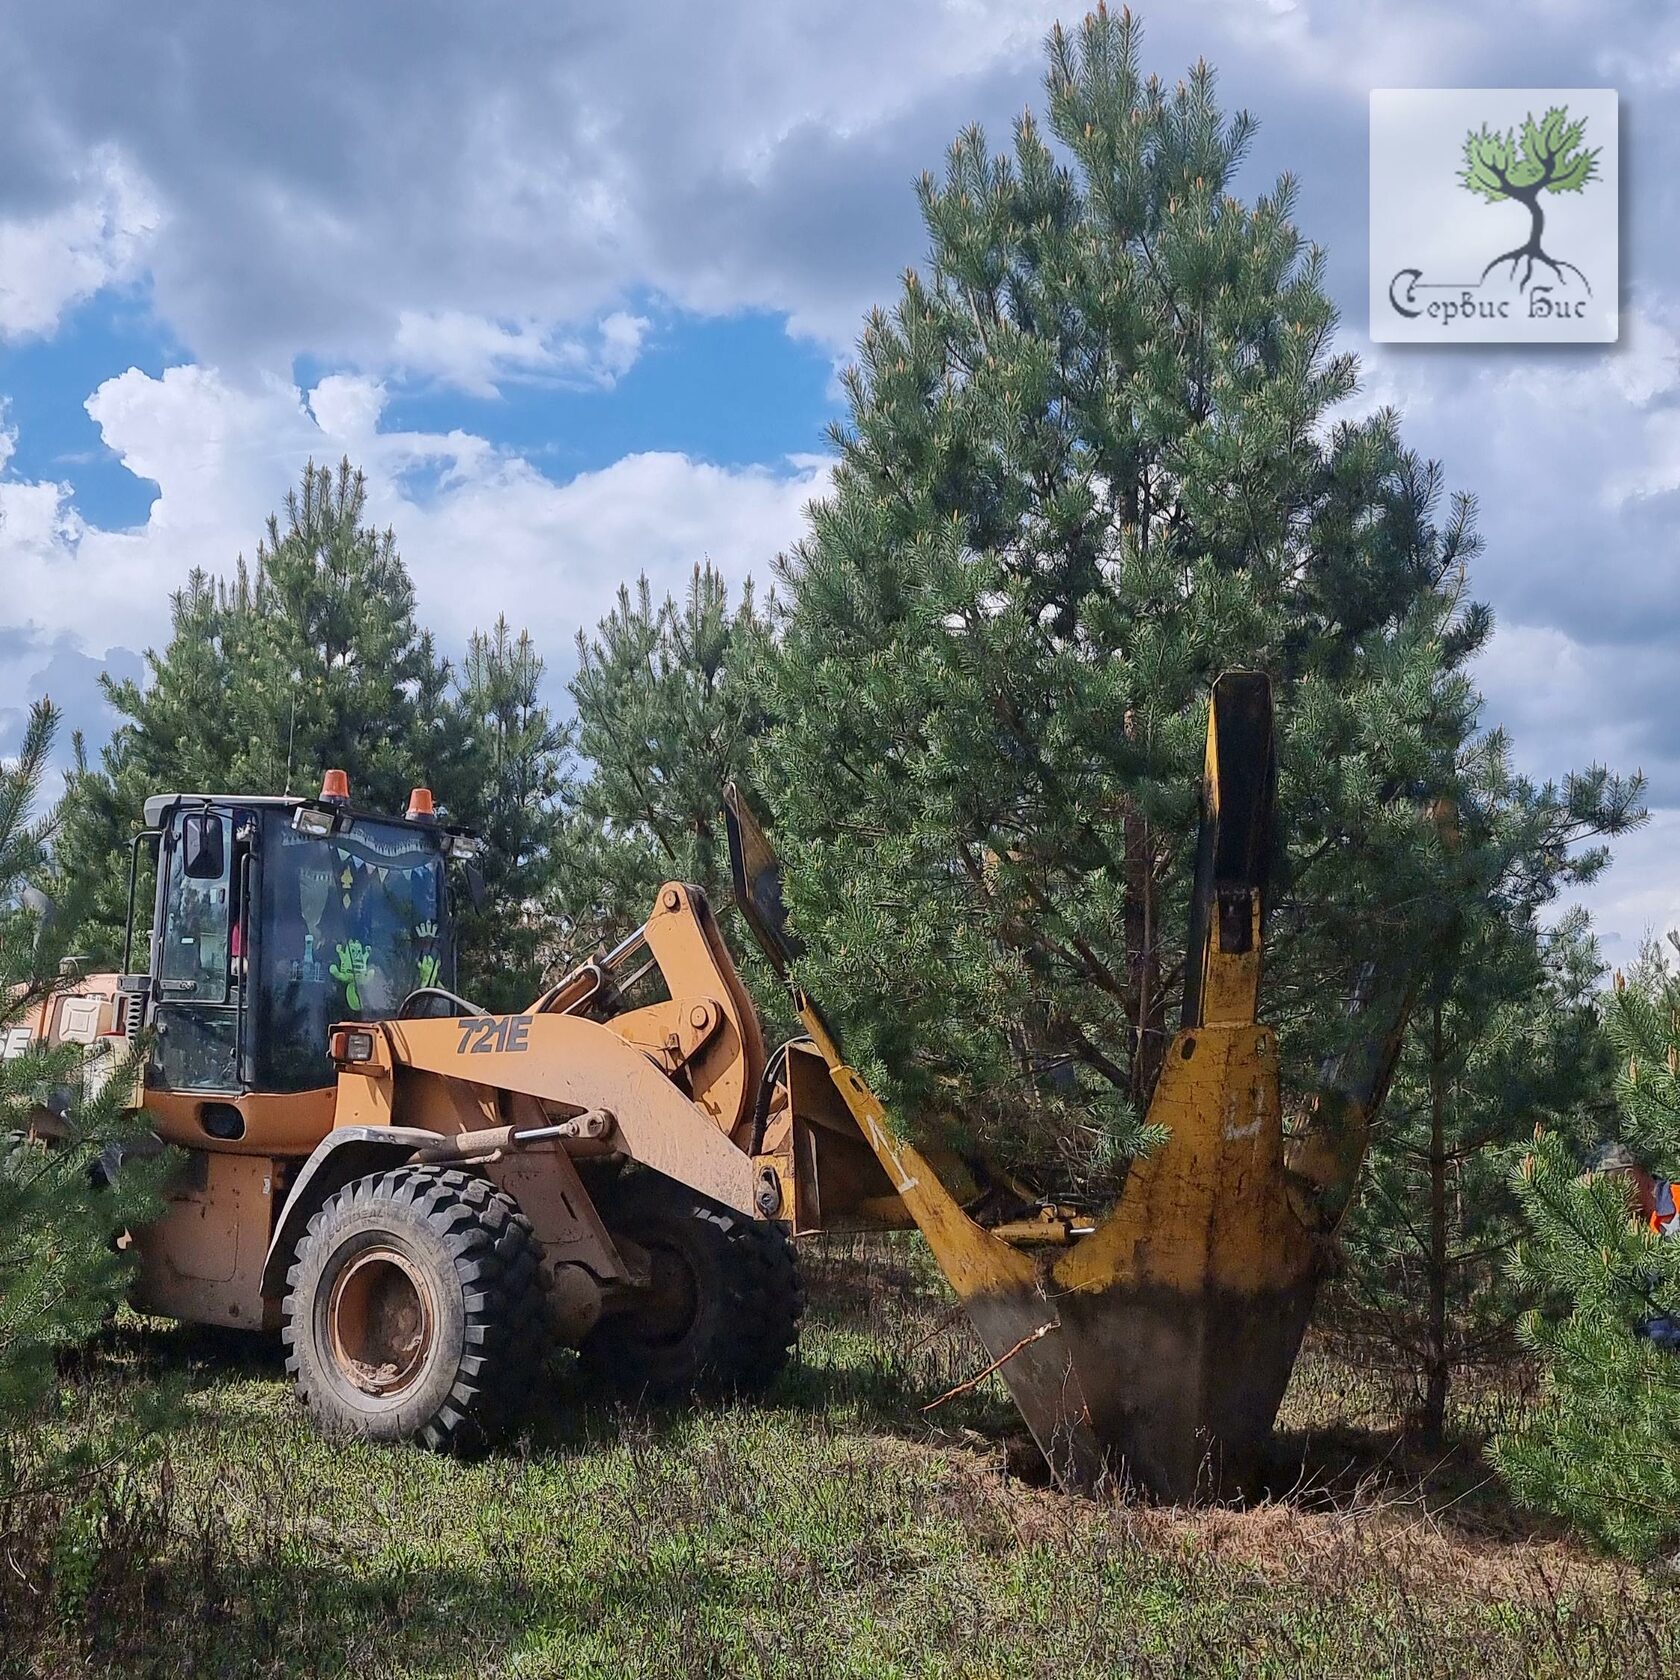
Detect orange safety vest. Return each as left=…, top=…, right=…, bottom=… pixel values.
left=1652, top=1179, right=1679, bottom=1239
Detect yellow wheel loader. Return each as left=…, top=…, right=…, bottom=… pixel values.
left=20, top=674, right=1401, bottom=1493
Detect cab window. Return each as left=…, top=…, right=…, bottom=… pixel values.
left=159, top=811, right=232, bottom=1003
left=253, top=814, right=450, bottom=1091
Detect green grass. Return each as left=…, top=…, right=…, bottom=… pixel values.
left=3, top=1236, right=1672, bottom=1679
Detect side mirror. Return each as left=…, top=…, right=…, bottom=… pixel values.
left=462, top=861, right=489, bottom=915
left=182, top=812, right=226, bottom=880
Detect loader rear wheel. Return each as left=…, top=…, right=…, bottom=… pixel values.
left=580, top=1175, right=803, bottom=1403
left=282, top=1165, right=547, bottom=1452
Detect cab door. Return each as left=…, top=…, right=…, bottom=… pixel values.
left=150, top=807, right=242, bottom=1093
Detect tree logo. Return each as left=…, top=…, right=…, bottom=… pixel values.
left=1460, top=108, right=1599, bottom=293
left=1369, top=89, right=1617, bottom=345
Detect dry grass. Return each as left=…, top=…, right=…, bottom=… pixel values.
left=1, top=1233, right=1672, bottom=1679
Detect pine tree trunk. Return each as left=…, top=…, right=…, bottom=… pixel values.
left=1422, top=998, right=1450, bottom=1448
left=1124, top=804, right=1164, bottom=1108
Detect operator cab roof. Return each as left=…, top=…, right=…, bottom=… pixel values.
left=140, top=793, right=475, bottom=856
left=143, top=793, right=304, bottom=829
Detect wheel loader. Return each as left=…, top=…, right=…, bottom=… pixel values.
left=19, top=774, right=808, bottom=1449
left=17, top=674, right=1404, bottom=1495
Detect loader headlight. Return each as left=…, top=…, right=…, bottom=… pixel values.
left=331, top=1028, right=377, bottom=1065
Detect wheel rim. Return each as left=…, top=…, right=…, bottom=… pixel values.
left=327, top=1246, right=437, bottom=1398
left=636, top=1239, right=701, bottom=1347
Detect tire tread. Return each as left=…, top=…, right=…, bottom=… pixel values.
left=281, top=1164, right=548, bottom=1452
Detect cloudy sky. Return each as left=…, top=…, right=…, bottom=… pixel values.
left=2, top=0, right=1677, bottom=956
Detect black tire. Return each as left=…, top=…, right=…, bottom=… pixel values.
left=579, top=1173, right=804, bottom=1403
left=282, top=1165, right=548, bottom=1452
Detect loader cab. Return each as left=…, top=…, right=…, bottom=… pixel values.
left=133, top=780, right=472, bottom=1105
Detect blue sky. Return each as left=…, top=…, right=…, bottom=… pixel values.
left=3, top=1, right=1680, bottom=956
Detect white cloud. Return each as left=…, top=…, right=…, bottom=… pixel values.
left=374, top=444, right=825, bottom=651
left=0, top=2, right=1083, bottom=371
left=0, top=363, right=826, bottom=686
left=306, top=373, right=390, bottom=444
left=1209, top=0, right=1487, bottom=96
left=391, top=308, right=652, bottom=398
left=1595, top=42, right=1680, bottom=90
left=1572, top=811, right=1680, bottom=964
left=0, top=146, right=158, bottom=340
left=0, top=2, right=1660, bottom=376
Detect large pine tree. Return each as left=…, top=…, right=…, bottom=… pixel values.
left=238, top=456, right=464, bottom=805
left=549, top=563, right=765, bottom=965
left=454, top=616, right=571, bottom=1008
left=55, top=459, right=478, bottom=962
left=750, top=10, right=1485, bottom=1193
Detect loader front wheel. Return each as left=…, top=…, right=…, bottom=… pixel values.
left=283, top=1165, right=547, bottom=1452
left=580, top=1175, right=803, bottom=1403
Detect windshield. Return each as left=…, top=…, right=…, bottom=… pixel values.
left=254, top=812, right=451, bottom=1090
